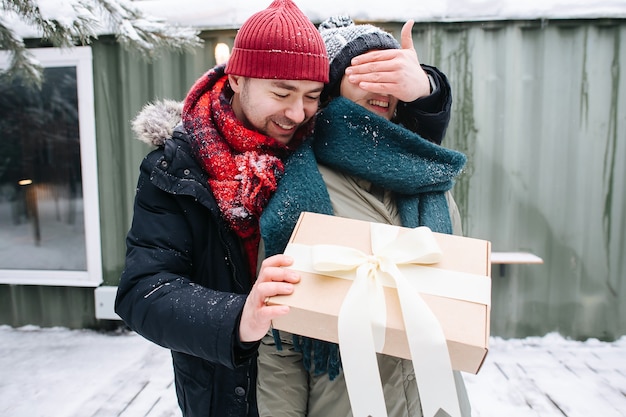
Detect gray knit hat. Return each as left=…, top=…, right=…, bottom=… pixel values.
left=318, top=16, right=400, bottom=99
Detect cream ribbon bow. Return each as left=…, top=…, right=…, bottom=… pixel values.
left=310, top=223, right=462, bottom=417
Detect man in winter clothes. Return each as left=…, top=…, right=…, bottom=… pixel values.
left=114, top=1, right=328, bottom=416
left=257, top=17, right=471, bottom=417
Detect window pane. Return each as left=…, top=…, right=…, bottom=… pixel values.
left=0, top=67, right=86, bottom=271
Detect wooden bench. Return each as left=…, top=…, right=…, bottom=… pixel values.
left=491, top=251, right=544, bottom=275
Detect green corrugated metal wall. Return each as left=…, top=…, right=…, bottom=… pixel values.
left=92, top=34, right=231, bottom=288
left=2, top=20, right=624, bottom=341
left=423, top=19, right=625, bottom=340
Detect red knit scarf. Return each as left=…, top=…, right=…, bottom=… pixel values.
left=182, top=70, right=309, bottom=281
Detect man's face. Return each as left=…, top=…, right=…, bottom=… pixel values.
left=229, top=75, right=324, bottom=144
left=339, top=73, right=399, bottom=121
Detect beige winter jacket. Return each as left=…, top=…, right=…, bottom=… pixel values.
left=257, top=164, right=471, bottom=417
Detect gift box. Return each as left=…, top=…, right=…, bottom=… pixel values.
left=269, top=212, right=492, bottom=375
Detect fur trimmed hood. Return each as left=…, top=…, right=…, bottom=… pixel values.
left=131, top=99, right=183, bottom=146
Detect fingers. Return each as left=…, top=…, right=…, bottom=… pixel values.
left=254, top=279, right=297, bottom=305
left=345, top=49, right=406, bottom=93
left=347, top=67, right=400, bottom=85
left=238, top=255, right=300, bottom=342
left=400, top=20, right=415, bottom=51
left=260, top=253, right=294, bottom=269
left=345, top=51, right=425, bottom=101
left=349, top=19, right=415, bottom=69
left=342, top=20, right=429, bottom=102
left=257, top=254, right=299, bottom=284
left=255, top=253, right=300, bottom=310
left=238, top=280, right=295, bottom=342
left=349, top=48, right=399, bottom=69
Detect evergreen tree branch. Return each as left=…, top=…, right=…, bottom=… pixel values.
left=0, top=0, right=203, bottom=87
left=95, top=0, right=202, bottom=57
left=2, top=0, right=98, bottom=47
left=0, top=18, right=43, bottom=88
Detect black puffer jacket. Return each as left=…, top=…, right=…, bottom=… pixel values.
left=115, top=100, right=258, bottom=417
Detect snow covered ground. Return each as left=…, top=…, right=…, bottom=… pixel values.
left=1, top=325, right=625, bottom=417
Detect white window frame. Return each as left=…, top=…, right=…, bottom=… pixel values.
left=0, top=46, right=102, bottom=287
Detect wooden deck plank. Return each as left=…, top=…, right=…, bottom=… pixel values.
left=119, top=378, right=177, bottom=417
left=2, top=326, right=625, bottom=417
left=119, top=355, right=177, bottom=417
left=490, top=252, right=544, bottom=264
left=143, top=393, right=181, bottom=417
left=465, top=338, right=626, bottom=417
left=71, top=341, right=177, bottom=417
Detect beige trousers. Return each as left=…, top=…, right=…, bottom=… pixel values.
left=257, top=332, right=472, bottom=417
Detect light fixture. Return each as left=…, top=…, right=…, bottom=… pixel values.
left=215, top=42, right=231, bottom=65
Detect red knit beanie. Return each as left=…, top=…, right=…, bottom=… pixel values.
left=226, top=0, right=329, bottom=83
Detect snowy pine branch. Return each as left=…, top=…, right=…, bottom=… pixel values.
left=94, top=0, right=201, bottom=57
left=0, top=20, right=43, bottom=87
left=0, top=0, right=203, bottom=88
left=3, top=0, right=98, bottom=47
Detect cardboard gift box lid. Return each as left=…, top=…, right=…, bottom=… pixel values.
left=269, top=212, right=492, bottom=374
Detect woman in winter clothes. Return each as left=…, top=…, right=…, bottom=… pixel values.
left=257, top=17, right=471, bottom=417
left=114, top=1, right=329, bottom=416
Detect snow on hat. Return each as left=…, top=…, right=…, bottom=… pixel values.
left=318, top=16, right=400, bottom=98
left=226, top=0, right=329, bottom=83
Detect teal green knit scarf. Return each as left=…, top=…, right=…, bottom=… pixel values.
left=260, top=96, right=466, bottom=379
